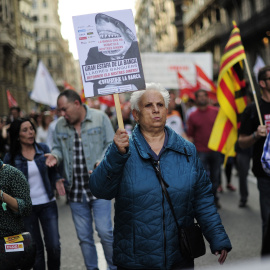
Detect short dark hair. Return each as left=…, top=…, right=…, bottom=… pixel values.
left=58, top=89, right=82, bottom=105
left=10, top=106, right=21, bottom=113
left=258, top=66, right=270, bottom=82
left=195, top=89, right=208, bottom=98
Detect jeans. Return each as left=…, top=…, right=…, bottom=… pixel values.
left=198, top=151, right=221, bottom=201
left=236, top=153, right=250, bottom=203
left=257, top=176, right=270, bottom=238
left=23, top=201, right=61, bottom=270
left=69, top=196, right=116, bottom=270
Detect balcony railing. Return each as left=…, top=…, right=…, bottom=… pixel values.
left=184, top=22, right=227, bottom=52
left=183, top=0, right=215, bottom=25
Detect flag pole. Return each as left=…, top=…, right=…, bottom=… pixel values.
left=113, top=93, right=124, bottom=129
left=243, top=57, right=263, bottom=125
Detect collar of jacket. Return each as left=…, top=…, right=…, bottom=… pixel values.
left=132, top=124, right=192, bottom=160
left=18, top=143, right=43, bottom=161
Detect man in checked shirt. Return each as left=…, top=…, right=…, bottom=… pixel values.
left=45, top=89, right=116, bottom=270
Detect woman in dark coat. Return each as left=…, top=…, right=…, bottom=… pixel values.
left=90, top=83, right=232, bottom=270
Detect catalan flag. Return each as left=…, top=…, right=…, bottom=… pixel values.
left=208, top=21, right=247, bottom=161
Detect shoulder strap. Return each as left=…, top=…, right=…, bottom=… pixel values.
left=149, top=156, right=181, bottom=230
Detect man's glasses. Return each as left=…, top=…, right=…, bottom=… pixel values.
left=264, top=78, right=270, bottom=81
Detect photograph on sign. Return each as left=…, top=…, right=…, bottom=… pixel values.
left=73, top=9, right=145, bottom=98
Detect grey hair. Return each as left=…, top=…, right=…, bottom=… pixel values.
left=130, top=82, right=170, bottom=111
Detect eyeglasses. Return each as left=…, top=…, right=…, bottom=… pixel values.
left=264, top=78, right=270, bottom=81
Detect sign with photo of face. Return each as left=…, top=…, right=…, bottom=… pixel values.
left=73, top=9, right=146, bottom=97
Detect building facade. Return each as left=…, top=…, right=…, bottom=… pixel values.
left=20, top=0, right=37, bottom=110
left=0, top=0, right=32, bottom=116
left=135, top=0, right=270, bottom=85
left=32, top=0, right=77, bottom=89
left=183, top=0, right=270, bottom=77
left=135, top=0, right=178, bottom=52
left=0, top=0, right=81, bottom=116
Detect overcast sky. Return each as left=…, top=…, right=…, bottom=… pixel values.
left=58, top=0, right=136, bottom=59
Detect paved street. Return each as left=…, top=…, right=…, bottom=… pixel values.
left=57, top=168, right=264, bottom=269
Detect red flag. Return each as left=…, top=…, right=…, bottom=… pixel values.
left=177, top=71, right=198, bottom=100
left=98, top=95, right=115, bottom=107
left=64, top=81, right=76, bottom=90
left=6, top=90, right=18, bottom=108
left=195, top=65, right=217, bottom=102
left=195, top=65, right=217, bottom=92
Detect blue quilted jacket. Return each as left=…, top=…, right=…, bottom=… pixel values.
left=89, top=125, right=232, bottom=269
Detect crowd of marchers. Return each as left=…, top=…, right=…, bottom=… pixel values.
left=0, top=66, right=270, bottom=269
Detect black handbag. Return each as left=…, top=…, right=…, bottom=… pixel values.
left=178, top=223, right=206, bottom=259
left=150, top=158, right=206, bottom=259
left=0, top=232, right=36, bottom=270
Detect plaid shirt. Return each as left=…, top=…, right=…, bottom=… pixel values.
left=69, top=131, right=95, bottom=202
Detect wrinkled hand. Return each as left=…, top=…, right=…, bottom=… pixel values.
left=114, top=128, right=129, bottom=154
left=256, top=125, right=267, bottom=138
left=56, top=179, right=66, bottom=196
left=44, top=153, right=57, bottom=167
left=215, top=249, right=228, bottom=265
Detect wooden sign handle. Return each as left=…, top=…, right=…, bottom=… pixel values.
left=113, top=93, right=124, bottom=129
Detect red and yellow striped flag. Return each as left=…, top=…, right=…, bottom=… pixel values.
left=208, top=21, right=247, bottom=162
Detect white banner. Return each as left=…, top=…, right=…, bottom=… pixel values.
left=140, top=52, right=213, bottom=89
left=30, top=61, right=60, bottom=107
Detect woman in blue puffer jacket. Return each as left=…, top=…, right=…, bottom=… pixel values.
left=89, top=83, right=232, bottom=270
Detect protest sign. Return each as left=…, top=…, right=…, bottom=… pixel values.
left=73, top=9, right=146, bottom=98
